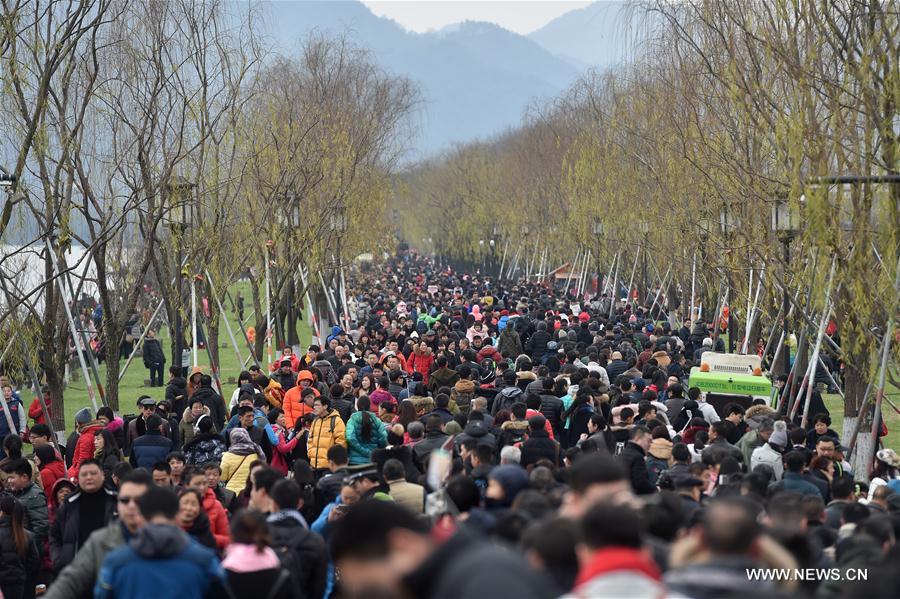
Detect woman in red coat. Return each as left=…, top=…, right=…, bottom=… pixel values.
left=34, top=445, right=66, bottom=491
left=67, top=408, right=104, bottom=478
left=407, top=341, right=435, bottom=385
left=184, top=467, right=231, bottom=549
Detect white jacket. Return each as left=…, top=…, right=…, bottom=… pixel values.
left=751, top=443, right=784, bottom=480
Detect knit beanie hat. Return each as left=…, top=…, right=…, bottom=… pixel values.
left=488, top=464, right=529, bottom=506
left=768, top=420, right=788, bottom=448
left=74, top=407, right=93, bottom=425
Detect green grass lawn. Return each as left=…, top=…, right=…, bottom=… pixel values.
left=61, top=280, right=311, bottom=426
left=824, top=390, right=900, bottom=451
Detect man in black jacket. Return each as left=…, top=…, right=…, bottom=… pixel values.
left=524, top=320, right=550, bottom=362
left=50, top=459, right=118, bottom=572
left=191, top=375, right=226, bottom=432
left=165, top=366, right=188, bottom=420
left=142, top=329, right=166, bottom=387
left=267, top=479, right=327, bottom=599
left=491, top=370, right=524, bottom=416
left=520, top=415, right=559, bottom=469
left=618, top=426, right=656, bottom=495
left=537, top=377, right=564, bottom=439
left=412, top=415, right=450, bottom=472
left=316, top=445, right=350, bottom=506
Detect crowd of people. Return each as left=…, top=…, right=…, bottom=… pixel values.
left=0, top=250, right=898, bottom=599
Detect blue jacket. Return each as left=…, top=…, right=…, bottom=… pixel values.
left=0, top=397, right=23, bottom=438
left=129, top=432, right=173, bottom=469
left=344, top=411, right=387, bottom=465
left=781, top=472, right=824, bottom=498
left=224, top=409, right=278, bottom=445
left=95, top=524, right=223, bottom=599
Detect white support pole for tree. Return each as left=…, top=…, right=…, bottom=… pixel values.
left=191, top=275, right=198, bottom=368
left=800, top=257, right=837, bottom=427
left=741, top=269, right=765, bottom=355
left=264, top=253, right=272, bottom=365
left=499, top=239, right=509, bottom=280
left=204, top=270, right=245, bottom=374
left=564, top=249, right=581, bottom=294
left=608, top=253, right=621, bottom=318
left=339, top=265, right=351, bottom=331
left=299, top=265, right=321, bottom=345
left=581, top=250, right=593, bottom=298
left=317, top=272, right=339, bottom=326
left=625, top=247, right=640, bottom=306
left=648, top=265, right=672, bottom=320
left=46, top=239, right=99, bottom=412
left=602, top=251, right=618, bottom=296
left=0, top=393, right=18, bottom=437
left=689, top=251, right=697, bottom=321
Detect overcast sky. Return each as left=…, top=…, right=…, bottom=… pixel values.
left=362, top=1, right=593, bottom=34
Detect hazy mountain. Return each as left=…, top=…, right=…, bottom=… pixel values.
left=256, top=1, right=584, bottom=157
left=527, top=1, right=646, bottom=69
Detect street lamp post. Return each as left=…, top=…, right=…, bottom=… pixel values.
left=719, top=206, right=740, bottom=352
left=166, top=176, right=195, bottom=370
left=771, top=197, right=800, bottom=375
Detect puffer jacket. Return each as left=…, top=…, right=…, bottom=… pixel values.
left=538, top=393, right=564, bottom=438
left=450, top=379, right=476, bottom=414
left=201, top=487, right=230, bottom=549
left=344, top=411, right=387, bottom=465
left=283, top=370, right=318, bottom=429
left=182, top=432, right=227, bottom=466
left=496, top=329, right=523, bottom=359
left=428, top=367, right=460, bottom=394
left=68, top=421, right=104, bottom=477
left=307, top=409, right=347, bottom=469
left=0, top=516, right=39, bottom=588
left=520, top=429, right=559, bottom=468
left=407, top=347, right=434, bottom=384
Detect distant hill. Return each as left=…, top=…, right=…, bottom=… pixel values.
left=527, top=1, right=647, bottom=69
left=254, top=1, right=586, bottom=157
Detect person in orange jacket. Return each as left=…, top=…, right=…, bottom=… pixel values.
left=283, top=370, right=319, bottom=428
left=184, top=467, right=230, bottom=549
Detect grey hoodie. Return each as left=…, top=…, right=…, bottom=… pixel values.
left=492, top=386, right=524, bottom=416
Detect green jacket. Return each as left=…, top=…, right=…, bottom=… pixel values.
left=736, top=429, right=765, bottom=466
left=15, top=483, right=48, bottom=543
left=45, top=521, right=126, bottom=599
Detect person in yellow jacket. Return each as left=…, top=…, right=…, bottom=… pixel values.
left=219, top=428, right=265, bottom=493
left=308, top=397, right=346, bottom=474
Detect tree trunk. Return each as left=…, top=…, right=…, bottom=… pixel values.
left=249, top=276, right=266, bottom=364
left=102, top=322, right=123, bottom=412
left=843, top=357, right=873, bottom=480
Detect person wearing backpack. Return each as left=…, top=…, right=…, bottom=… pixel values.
left=223, top=510, right=294, bottom=599
left=307, top=398, right=346, bottom=476
left=495, top=403, right=530, bottom=458
left=266, top=479, right=327, bottom=599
